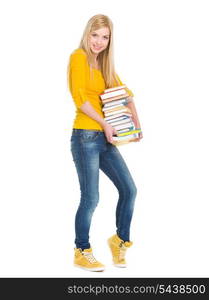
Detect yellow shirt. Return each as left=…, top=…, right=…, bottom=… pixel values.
left=68, top=48, right=134, bottom=130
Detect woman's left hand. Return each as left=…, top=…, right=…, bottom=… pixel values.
left=134, top=131, right=143, bottom=142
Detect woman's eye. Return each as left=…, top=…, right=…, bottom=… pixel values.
left=91, top=34, right=109, bottom=39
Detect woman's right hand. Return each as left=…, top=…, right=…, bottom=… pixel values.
left=102, top=122, right=118, bottom=144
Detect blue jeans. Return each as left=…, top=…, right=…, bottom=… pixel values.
left=70, top=129, right=137, bottom=250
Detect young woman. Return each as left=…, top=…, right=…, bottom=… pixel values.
left=67, top=14, right=143, bottom=272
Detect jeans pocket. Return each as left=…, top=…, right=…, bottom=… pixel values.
left=80, top=130, right=100, bottom=142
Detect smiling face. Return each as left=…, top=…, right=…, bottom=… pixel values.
left=88, top=27, right=110, bottom=56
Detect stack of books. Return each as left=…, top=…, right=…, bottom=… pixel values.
left=99, top=85, right=141, bottom=146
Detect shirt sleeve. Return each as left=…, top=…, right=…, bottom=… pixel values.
left=69, top=51, right=88, bottom=109
left=116, top=73, right=134, bottom=97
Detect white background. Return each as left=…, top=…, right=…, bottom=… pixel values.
left=0, top=0, right=209, bottom=278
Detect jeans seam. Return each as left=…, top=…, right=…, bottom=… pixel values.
left=74, top=144, right=88, bottom=249
left=100, top=158, right=129, bottom=235
left=80, top=143, right=87, bottom=196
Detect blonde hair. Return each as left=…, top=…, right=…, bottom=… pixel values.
left=78, top=14, right=120, bottom=88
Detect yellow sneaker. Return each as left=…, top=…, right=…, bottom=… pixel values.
left=74, top=248, right=105, bottom=272
left=107, top=234, right=133, bottom=267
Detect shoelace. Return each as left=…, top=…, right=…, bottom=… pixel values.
left=83, top=252, right=97, bottom=264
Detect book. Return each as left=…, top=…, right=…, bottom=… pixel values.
left=100, top=88, right=127, bottom=100
left=113, top=132, right=139, bottom=140
left=112, top=131, right=140, bottom=145
left=102, top=103, right=125, bottom=112
left=117, top=129, right=141, bottom=137
left=114, top=121, right=134, bottom=131
left=116, top=127, right=133, bottom=133
left=99, top=85, right=139, bottom=146
left=108, top=117, right=132, bottom=126
left=101, top=92, right=130, bottom=103
left=103, top=98, right=129, bottom=108
left=104, top=112, right=132, bottom=121
left=107, top=115, right=130, bottom=124
left=103, top=85, right=127, bottom=93
left=103, top=105, right=126, bottom=114
left=104, top=107, right=129, bottom=117
left=112, top=133, right=139, bottom=142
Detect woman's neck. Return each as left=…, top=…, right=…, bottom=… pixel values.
left=92, top=55, right=100, bottom=69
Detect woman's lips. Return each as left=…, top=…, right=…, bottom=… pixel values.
left=93, top=45, right=102, bottom=50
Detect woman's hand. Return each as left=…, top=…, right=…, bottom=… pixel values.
left=134, top=131, right=143, bottom=142
left=102, top=122, right=118, bottom=144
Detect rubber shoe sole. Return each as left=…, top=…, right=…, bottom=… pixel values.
left=113, top=263, right=126, bottom=268
left=74, top=264, right=105, bottom=272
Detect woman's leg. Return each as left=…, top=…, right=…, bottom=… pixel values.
left=71, top=131, right=101, bottom=250
left=99, top=144, right=137, bottom=242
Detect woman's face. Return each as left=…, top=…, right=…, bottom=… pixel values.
left=88, top=27, right=110, bottom=56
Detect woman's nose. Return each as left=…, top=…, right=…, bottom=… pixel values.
left=95, top=37, right=102, bottom=44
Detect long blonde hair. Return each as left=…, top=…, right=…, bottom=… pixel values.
left=78, top=14, right=120, bottom=88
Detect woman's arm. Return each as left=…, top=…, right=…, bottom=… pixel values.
left=80, top=101, right=118, bottom=143
left=126, top=97, right=141, bottom=128
left=69, top=51, right=117, bottom=143
left=126, top=96, right=143, bottom=140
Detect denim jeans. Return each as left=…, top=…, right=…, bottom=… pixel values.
left=70, top=129, right=137, bottom=250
